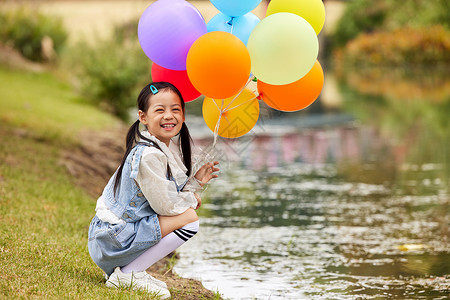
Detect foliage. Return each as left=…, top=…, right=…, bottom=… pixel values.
left=333, top=0, right=388, bottom=48
left=66, top=21, right=151, bottom=121
left=334, top=25, right=450, bottom=68
left=0, top=6, right=67, bottom=62
left=113, top=18, right=139, bottom=44
left=185, top=96, right=205, bottom=116
left=333, top=0, right=450, bottom=48
left=384, top=0, right=450, bottom=30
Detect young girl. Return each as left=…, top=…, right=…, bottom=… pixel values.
left=88, top=82, right=219, bottom=298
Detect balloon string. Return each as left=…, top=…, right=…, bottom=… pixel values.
left=211, top=96, right=222, bottom=112
left=212, top=98, right=225, bottom=147
left=222, top=74, right=255, bottom=112
left=210, top=74, right=257, bottom=148
left=191, top=98, right=222, bottom=178
left=195, top=75, right=261, bottom=178
left=222, top=96, right=259, bottom=113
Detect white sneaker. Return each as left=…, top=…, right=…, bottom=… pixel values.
left=106, top=267, right=170, bottom=299
left=107, top=267, right=168, bottom=289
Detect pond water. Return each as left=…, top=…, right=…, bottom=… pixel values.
left=176, top=71, right=449, bottom=299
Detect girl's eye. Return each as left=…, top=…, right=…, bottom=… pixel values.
left=156, top=109, right=164, bottom=113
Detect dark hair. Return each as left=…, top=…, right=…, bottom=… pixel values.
left=113, top=82, right=193, bottom=195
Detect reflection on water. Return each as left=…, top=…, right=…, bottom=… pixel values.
left=175, top=71, right=449, bottom=299
left=341, top=67, right=450, bottom=103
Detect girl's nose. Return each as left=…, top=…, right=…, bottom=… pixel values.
left=163, top=111, right=173, bottom=119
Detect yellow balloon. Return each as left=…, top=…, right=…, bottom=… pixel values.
left=266, top=0, right=325, bottom=35
left=247, top=12, right=318, bottom=85
left=202, top=89, right=260, bottom=138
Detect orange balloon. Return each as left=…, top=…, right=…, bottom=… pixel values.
left=257, top=60, right=324, bottom=112
left=187, top=31, right=251, bottom=99
left=203, top=88, right=259, bottom=138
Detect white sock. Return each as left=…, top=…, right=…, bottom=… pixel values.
left=121, top=220, right=199, bottom=274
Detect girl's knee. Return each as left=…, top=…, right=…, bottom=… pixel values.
left=158, top=208, right=199, bottom=237
left=184, top=208, right=199, bottom=224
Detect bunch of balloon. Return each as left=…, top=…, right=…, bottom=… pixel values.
left=248, top=0, right=326, bottom=112
left=187, top=0, right=263, bottom=138
left=138, top=0, right=260, bottom=137
left=138, top=0, right=326, bottom=139
left=138, top=0, right=206, bottom=102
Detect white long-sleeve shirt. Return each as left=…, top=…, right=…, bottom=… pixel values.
left=95, top=131, right=202, bottom=224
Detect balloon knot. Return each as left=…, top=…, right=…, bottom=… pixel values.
left=256, top=94, right=263, bottom=100
left=227, top=17, right=235, bottom=26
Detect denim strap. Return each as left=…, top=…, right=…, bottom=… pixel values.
left=129, top=145, right=147, bottom=179
left=131, top=142, right=175, bottom=183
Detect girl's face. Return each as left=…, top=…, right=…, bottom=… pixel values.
left=138, top=90, right=185, bottom=146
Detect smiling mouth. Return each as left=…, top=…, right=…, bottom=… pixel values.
left=161, top=124, right=176, bottom=129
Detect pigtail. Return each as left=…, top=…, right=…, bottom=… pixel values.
left=113, top=120, right=141, bottom=195
left=179, top=122, right=193, bottom=177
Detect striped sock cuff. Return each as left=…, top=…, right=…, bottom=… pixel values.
left=173, top=228, right=198, bottom=242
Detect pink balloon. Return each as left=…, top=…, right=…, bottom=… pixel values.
left=151, top=63, right=201, bottom=102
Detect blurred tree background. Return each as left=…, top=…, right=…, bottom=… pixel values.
left=329, top=0, right=450, bottom=68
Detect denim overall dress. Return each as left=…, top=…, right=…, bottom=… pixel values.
left=88, top=142, right=187, bottom=276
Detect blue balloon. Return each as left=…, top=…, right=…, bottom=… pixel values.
left=207, top=12, right=260, bottom=45
left=210, top=0, right=262, bottom=17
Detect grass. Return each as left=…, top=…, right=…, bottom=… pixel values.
left=0, top=66, right=219, bottom=299
left=1, top=123, right=129, bottom=299
left=0, top=65, right=121, bottom=143
left=0, top=66, right=142, bottom=299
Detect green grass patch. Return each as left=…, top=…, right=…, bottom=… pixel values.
left=0, top=65, right=120, bottom=143
left=1, top=126, right=100, bottom=298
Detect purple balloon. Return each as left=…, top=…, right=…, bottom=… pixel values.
left=138, top=0, right=207, bottom=70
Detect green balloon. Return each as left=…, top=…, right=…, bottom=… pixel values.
left=247, top=12, right=319, bottom=85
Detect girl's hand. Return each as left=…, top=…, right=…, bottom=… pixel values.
left=194, top=192, right=202, bottom=209
left=194, top=161, right=219, bottom=186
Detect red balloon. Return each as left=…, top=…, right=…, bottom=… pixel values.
left=151, top=63, right=201, bottom=102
